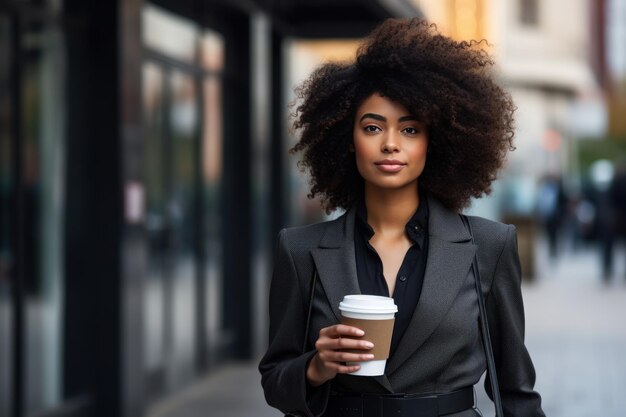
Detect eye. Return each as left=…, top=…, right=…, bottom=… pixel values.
left=402, top=126, right=422, bottom=135
left=364, top=125, right=381, bottom=133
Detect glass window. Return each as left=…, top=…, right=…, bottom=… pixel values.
left=0, top=14, right=14, bottom=417
left=141, top=2, right=226, bottom=392
left=142, top=61, right=167, bottom=394
left=142, top=4, right=199, bottom=64
left=21, top=19, right=66, bottom=414
left=169, top=70, right=198, bottom=388
left=200, top=29, right=224, bottom=72
left=141, top=63, right=203, bottom=395
left=202, top=75, right=223, bottom=359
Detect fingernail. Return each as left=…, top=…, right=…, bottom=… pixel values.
left=363, top=342, right=374, bottom=349
left=355, top=329, right=365, bottom=336
left=365, top=354, right=375, bottom=359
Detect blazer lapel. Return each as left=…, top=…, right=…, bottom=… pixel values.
left=387, top=196, right=475, bottom=375
left=310, top=207, right=361, bottom=323
left=311, top=207, right=394, bottom=393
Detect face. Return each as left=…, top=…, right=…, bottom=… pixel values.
left=353, top=93, right=428, bottom=193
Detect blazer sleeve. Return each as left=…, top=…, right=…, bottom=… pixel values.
left=258, top=229, right=331, bottom=417
left=484, top=225, right=546, bottom=417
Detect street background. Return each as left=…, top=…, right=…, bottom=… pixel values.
left=2, top=0, right=626, bottom=416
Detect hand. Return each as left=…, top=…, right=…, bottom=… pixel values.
left=306, top=324, right=375, bottom=387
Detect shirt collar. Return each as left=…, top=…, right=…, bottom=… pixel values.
left=355, top=193, right=429, bottom=248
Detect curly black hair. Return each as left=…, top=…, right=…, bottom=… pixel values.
left=290, top=18, right=516, bottom=213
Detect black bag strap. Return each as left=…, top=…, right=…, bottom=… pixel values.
left=461, top=214, right=504, bottom=417
left=302, top=270, right=318, bottom=354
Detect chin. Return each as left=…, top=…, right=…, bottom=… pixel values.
left=367, top=180, right=418, bottom=191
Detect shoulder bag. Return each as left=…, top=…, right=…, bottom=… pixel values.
left=461, top=214, right=504, bottom=417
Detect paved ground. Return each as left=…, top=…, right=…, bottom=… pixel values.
left=147, top=240, right=626, bottom=417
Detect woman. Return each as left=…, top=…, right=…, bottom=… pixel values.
left=259, top=18, right=545, bottom=417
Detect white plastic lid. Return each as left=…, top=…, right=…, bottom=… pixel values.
left=338, top=294, right=398, bottom=315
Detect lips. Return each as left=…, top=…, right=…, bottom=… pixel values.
left=374, top=159, right=406, bottom=173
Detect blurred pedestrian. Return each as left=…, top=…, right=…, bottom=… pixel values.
left=569, top=192, right=596, bottom=250
left=607, top=163, right=626, bottom=279
left=589, top=159, right=617, bottom=281
left=259, top=19, right=544, bottom=417
left=536, top=174, right=566, bottom=259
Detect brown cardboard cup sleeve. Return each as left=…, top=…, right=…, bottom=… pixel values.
left=340, top=317, right=395, bottom=360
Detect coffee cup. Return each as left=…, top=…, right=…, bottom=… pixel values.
left=338, top=294, right=397, bottom=376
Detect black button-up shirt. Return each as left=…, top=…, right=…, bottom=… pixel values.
left=354, top=197, right=429, bottom=355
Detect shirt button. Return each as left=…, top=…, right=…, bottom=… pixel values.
left=399, top=275, right=407, bottom=282
left=414, top=225, right=421, bottom=232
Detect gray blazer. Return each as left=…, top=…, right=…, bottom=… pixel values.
left=259, top=195, right=545, bottom=417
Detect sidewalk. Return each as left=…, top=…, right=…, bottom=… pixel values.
left=511, top=241, right=626, bottom=417
left=146, top=362, right=276, bottom=417
left=147, top=240, right=626, bottom=417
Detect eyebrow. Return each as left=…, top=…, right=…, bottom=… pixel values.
left=359, top=113, right=419, bottom=123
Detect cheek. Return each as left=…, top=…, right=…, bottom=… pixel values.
left=353, top=138, right=372, bottom=162
left=409, top=141, right=428, bottom=163
left=352, top=141, right=372, bottom=176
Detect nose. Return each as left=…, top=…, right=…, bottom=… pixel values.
left=381, top=132, right=400, bottom=153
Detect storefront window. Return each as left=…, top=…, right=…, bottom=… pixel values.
left=141, top=3, right=225, bottom=398
left=142, top=63, right=202, bottom=394
left=169, top=70, right=198, bottom=388
left=142, top=4, right=199, bottom=64
left=200, top=30, right=224, bottom=72
left=142, top=61, right=167, bottom=395
left=202, top=73, right=223, bottom=360
left=21, top=18, right=66, bottom=414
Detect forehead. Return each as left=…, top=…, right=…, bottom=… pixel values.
left=356, top=93, right=411, bottom=117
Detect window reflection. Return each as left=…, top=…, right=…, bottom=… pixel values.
left=21, top=20, right=65, bottom=414
left=169, top=70, right=198, bottom=388
left=203, top=76, right=223, bottom=357
left=200, top=30, right=224, bottom=72
left=142, top=62, right=167, bottom=391
left=141, top=3, right=225, bottom=396
left=142, top=4, right=199, bottom=64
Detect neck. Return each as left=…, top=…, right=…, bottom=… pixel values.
left=363, top=183, right=420, bottom=236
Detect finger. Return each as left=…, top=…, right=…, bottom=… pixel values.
left=334, top=364, right=361, bottom=374
left=316, top=337, right=373, bottom=352
left=334, top=324, right=366, bottom=337
left=318, top=349, right=374, bottom=363
left=322, top=360, right=357, bottom=372
left=321, top=324, right=365, bottom=338
left=322, top=351, right=375, bottom=363
left=334, top=337, right=374, bottom=351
